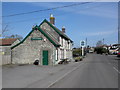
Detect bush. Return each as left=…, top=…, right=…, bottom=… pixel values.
left=95, top=47, right=108, bottom=54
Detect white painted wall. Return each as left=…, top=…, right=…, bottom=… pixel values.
left=56, top=49, right=58, bottom=60
left=58, top=36, right=73, bottom=62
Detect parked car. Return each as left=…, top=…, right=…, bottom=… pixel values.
left=74, top=56, right=82, bottom=62
left=89, top=50, right=94, bottom=53
left=109, top=48, right=119, bottom=55
left=117, top=52, right=120, bottom=57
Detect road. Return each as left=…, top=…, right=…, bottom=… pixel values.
left=2, top=54, right=119, bottom=88
left=49, top=54, right=119, bottom=88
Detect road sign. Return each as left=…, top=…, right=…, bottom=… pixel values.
left=80, top=40, right=85, bottom=47
left=80, top=40, right=85, bottom=56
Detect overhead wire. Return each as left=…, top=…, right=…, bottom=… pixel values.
left=3, top=3, right=108, bottom=24
left=2, top=2, right=91, bottom=17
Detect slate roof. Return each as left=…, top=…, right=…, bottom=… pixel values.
left=11, top=26, right=61, bottom=49
left=39, top=19, right=73, bottom=42
left=11, top=19, right=73, bottom=49
left=0, top=38, right=18, bottom=46
left=41, top=28, right=60, bottom=46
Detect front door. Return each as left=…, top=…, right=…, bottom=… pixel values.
left=42, top=50, right=48, bottom=65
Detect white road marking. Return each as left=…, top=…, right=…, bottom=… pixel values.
left=113, top=67, right=120, bottom=74
left=47, top=63, right=84, bottom=88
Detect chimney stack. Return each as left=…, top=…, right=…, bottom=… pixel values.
left=62, top=26, right=65, bottom=33
left=50, top=14, right=55, bottom=25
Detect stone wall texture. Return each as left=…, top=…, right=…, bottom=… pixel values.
left=12, top=22, right=73, bottom=65
left=12, top=29, right=56, bottom=65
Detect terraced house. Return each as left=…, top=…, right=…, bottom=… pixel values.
left=11, top=15, right=73, bottom=65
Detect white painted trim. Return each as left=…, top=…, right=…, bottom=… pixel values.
left=56, top=49, right=58, bottom=60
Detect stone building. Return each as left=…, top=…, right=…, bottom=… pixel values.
left=0, top=38, right=20, bottom=65
left=11, top=15, right=73, bottom=65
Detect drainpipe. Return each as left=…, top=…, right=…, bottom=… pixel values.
left=118, top=2, right=120, bottom=52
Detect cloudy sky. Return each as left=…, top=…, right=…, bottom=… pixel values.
left=2, top=2, right=118, bottom=47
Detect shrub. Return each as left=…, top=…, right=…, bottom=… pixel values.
left=95, top=47, right=108, bottom=54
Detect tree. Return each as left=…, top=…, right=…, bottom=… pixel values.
left=94, top=47, right=108, bottom=54
left=1, top=24, right=23, bottom=40
left=1, top=24, right=9, bottom=38
left=5, top=34, right=23, bottom=41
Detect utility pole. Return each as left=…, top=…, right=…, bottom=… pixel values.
left=82, top=46, right=84, bottom=56
left=118, top=27, right=120, bottom=53
left=118, top=1, right=120, bottom=45
left=118, top=27, right=120, bottom=44
left=85, top=38, right=87, bottom=54
left=86, top=38, right=87, bottom=47
left=103, top=38, right=104, bottom=45
left=118, top=1, right=120, bottom=52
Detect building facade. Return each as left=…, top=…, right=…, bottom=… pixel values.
left=11, top=15, right=73, bottom=65
left=0, top=38, right=20, bottom=65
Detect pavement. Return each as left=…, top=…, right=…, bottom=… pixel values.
left=2, top=54, right=119, bottom=88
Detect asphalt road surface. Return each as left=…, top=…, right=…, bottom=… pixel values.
left=2, top=54, right=119, bottom=88
left=49, top=54, right=119, bottom=88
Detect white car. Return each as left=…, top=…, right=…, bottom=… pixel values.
left=109, top=48, right=119, bottom=55
left=89, top=50, right=94, bottom=53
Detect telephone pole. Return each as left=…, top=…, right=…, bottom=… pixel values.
left=118, top=27, right=120, bottom=44
left=103, top=38, right=105, bottom=45
left=118, top=1, right=120, bottom=53
left=86, top=38, right=87, bottom=47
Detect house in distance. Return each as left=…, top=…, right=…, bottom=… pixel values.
left=11, top=14, right=73, bottom=65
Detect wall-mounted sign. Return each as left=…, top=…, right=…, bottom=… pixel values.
left=31, top=37, right=43, bottom=40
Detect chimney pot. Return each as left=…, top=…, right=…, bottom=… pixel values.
left=50, top=14, right=55, bottom=25
left=62, top=26, right=65, bottom=33
left=50, top=14, right=53, bottom=17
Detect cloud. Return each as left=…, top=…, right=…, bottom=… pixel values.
left=27, top=2, right=118, bottom=19
left=25, top=2, right=65, bottom=8
left=83, top=30, right=117, bottom=36
left=60, top=2, right=118, bottom=19
left=76, top=5, right=118, bottom=19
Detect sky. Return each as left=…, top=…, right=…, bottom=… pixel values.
left=2, top=2, right=118, bottom=47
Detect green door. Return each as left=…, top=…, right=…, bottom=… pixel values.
left=42, top=50, right=48, bottom=65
